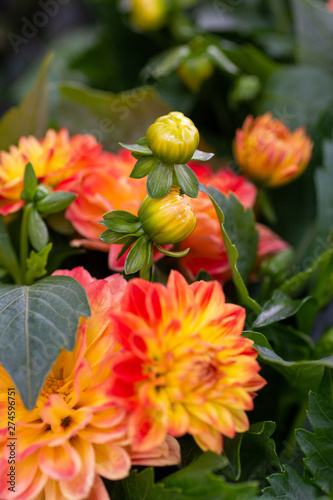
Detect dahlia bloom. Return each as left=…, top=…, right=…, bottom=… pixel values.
left=59, top=150, right=169, bottom=270
left=110, top=270, right=266, bottom=454
left=0, top=267, right=180, bottom=500
left=180, top=163, right=289, bottom=282
left=0, top=129, right=110, bottom=215
left=233, top=112, right=313, bottom=187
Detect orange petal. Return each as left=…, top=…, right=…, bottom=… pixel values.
left=38, top=443, right=81, bottom=481
left=94, top=443, right=131, bottom=480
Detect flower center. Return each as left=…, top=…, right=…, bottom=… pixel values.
left=40, top=377, right=65, bottom=398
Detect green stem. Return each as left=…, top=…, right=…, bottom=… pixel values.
left=0, top=216, right=21, bottom=284
left=20, top=203, right=32, bottom=284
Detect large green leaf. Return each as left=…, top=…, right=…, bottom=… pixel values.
left=291, top=0, right=333, bottom=70
left=252, top=290, right=312, bottom=328
left=315, top=140, right=333, bottom=241
left=223, top=421, right=280, bottom=483
left=163, top=451, right=258, bottom=500
left=296, top=369, right=333, bottom=495
left=53, top=82, right=170, bottom=152
left=261, top=464, right=323, bottom=499
left=0, top=53, right=52, bottom=150
left=259, top=65, right=333, bottom=132
left=0, top=276, right=90, bottom=410
left=245, top=331, right=333, bottom=395
left=114, top=468, right=180, bottom=500
left=199, top=184, right=261, bottom=313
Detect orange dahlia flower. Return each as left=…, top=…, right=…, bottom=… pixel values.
left=0, top=267, right=180, bottom=500
left=109, top=270, right=266, bottom=454
left=233, top=112, right=313, bottom=187
left=179, top=163, right=289, bottom=282
left=59, top=150, right=169, bottom=270
left=0, top=129, right=110, bottom=215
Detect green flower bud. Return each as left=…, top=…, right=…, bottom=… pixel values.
left=145, top=111, right=199, bottom=164
left=138, top=186, right=197, bottom=245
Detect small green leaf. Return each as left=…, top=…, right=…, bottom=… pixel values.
left=296, top=369, right=333, bottom=495
left=117, top=236, right=138, bottom=260
left=22, top=163, right=37, bottom=202
left=119, top=142, right=153, bottom=155
left=103, top=210, right=139, bottom=222
left=156, top=243, right=190, bottom=258
left=124, top=236, right=148, bottom=274
left=174, top=164, right=199, bottom=198
left=25, top=243, right=52, bottom=285
left=34, top=184, right=52, bottom=202
left=114, top=468, right=180, bottom=500
left=0, top=276, right=90, bottom=410
left=252, top=290, right=313, bottom=328
left=190, top=149, right=215, bottom=161
left=99, top=229, right=139, bottom=245
left=35, top=191, right=77, bottom=214
left=140, top=240, right=154, bottom=278
left=101, top=218, right=142, bottom=234
left=28, top=208, right=49, bottom=251
left=130, top=156, right=159, bottom=179
left=147, top=161, right=173, bottom=198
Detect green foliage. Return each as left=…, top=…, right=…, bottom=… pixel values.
left=147, top=161, right=173, bottom=198
left=253, top=291, right=313, bottom=328
left=174, top=164, right=199, bottom=198
left=25, top=243, right=52, bottom=285
left=261, top=464, right=323, bottom=499
left=296, top=369, right=333, bottom=495
left=0, top=276, right=90, bottom=410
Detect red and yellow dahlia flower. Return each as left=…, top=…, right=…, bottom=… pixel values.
left=109, top=270, right=266, bottom=455
left=0, top=129, right=110, bottom=215
left=0, top=267, right=180, bottom=500
left=233, top=112, right=313, bottom=187
left=179, top=163, right=289, bottom=282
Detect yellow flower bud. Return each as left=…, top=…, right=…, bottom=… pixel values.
left=145, top=111, right=200, bottom=164
left=138, top=186, right=197, bottom=244
left=130, top=0, right=167, bottom=31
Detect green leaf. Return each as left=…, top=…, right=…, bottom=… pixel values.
left=279, top=247, right=333, bottom=297
left=0, top=217, right=21, bottom=284
left=315, top=140, right=333, bottom=241
left=99, top=229, right=139, bottom=245
left=174, top=164, right=199, bottom=198
left=261, top=464, right=323, bottom=499
left=101, top=218, right=142, bottom=234
left=190, top=150, right=215, bottom=162
left=296, top=369, right=333, bottom=495
left=25, top=243, right=52, bottom=285
left=21, top=163, right=37, bottom=202
left=223, top=422, right=280, bottom=483
left=206, top=44, right=239, bottom=75
left=209, top=190, right=258, bottom=282
left=140, top=240, right=154, bottom=278
left=163, top=451, right=258, bottom=499
left=244, top=331, right=333, bottom=395
left=35, top=191, right=77, bottom=214
left=0, top=53, right=52, bottom=150
left=117, top=236, right=138, bottom=260
left=198, top=184, right=260, bottom=313
left=156, top=244, right=190, bottom=258
left=103, top=210, right=139, bottom=222
left=119, top=142, right=153, bottom=156
left=115, top=467, right=181, bottom=500
left=124, top=236, right=148, bottom=274
left=130, top=156, right=159, bottom=178
left=54, top=82, right=169, bottom=152
left=147, top=161, right=173, bottom=198
left=28, top=207, right=49, bottom=251
left=259, top=65, right=333, bottom=131
left=252, top=290, right=313, bottom=328
left=291, top=0, right=333, bottom=70
left=0, top=276, right=90, bottom=410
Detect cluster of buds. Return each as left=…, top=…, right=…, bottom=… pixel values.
left=99, top=111, right=213, bottom=278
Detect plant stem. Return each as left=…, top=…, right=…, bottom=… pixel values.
left=20, top=203, right=32, bottom=284
left=0, top=216, right=21, bottom=284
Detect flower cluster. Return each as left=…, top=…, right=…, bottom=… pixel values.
left=0, top=267, right=181, bottom=500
